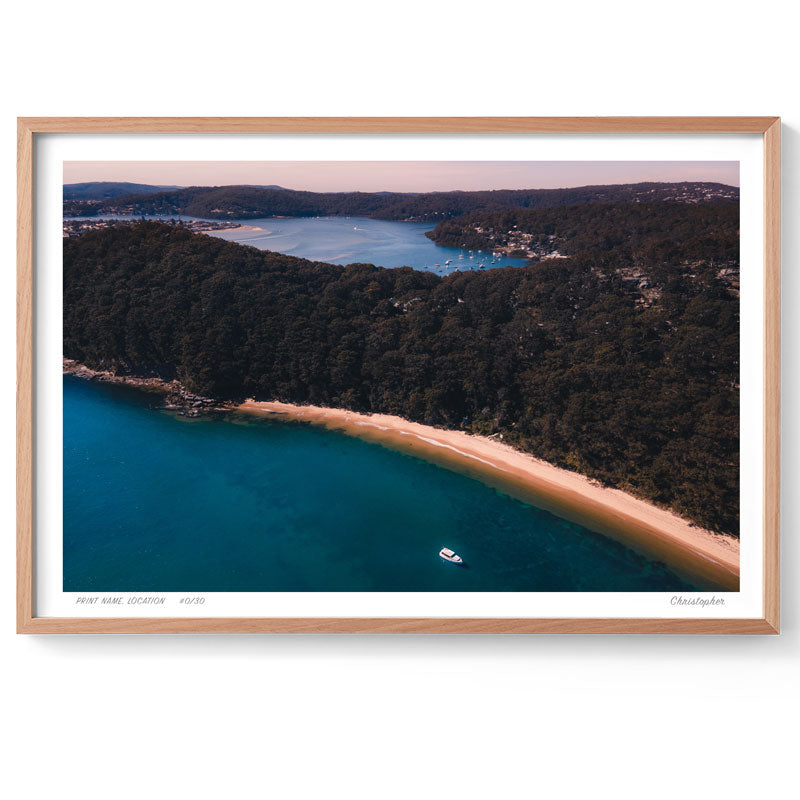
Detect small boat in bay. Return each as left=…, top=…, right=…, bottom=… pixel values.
left=439, top=547, right=464, bottom=565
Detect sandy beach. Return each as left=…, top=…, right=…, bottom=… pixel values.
left=198, top=224, right=265, bottom=234
left=239, top=399, right=740, bottom=591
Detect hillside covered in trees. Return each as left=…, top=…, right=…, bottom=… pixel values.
left=63, top=208, right=739, bottom=536
left=428, top=202, right=740, bottom=265
left=63, top=181, right=738, bottom=222
left=63, top=182, right=181, bottom=200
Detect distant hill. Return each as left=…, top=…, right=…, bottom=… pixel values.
left=63, top=182, right=182, bottom=201
left=63, top=182, right=739, bottom=221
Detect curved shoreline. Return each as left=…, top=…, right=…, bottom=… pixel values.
left=238, top=399, right=740, bottom=591
left=62, top=360, right=739, bottom=591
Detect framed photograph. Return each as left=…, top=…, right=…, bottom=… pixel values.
left=17, top=117, right=780, bottom=633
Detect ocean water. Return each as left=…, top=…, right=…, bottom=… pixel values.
left=71, top=215, right=527, bottom=274
left=63, top=376, right=697, bottom=592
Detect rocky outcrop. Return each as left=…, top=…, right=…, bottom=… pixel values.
left=63, top=359, right=221, bottom=417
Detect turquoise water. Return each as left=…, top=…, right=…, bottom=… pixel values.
left=71, top=215, right=527, bottom=274
left=63, top=376, right=696, bottom=592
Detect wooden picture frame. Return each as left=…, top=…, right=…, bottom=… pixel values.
left=17, top=116, right=780, bottom=633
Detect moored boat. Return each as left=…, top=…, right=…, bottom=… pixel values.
left=439, top=547, right=464, bottom=565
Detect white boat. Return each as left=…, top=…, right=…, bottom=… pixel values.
left=439, top=547, right=464, bottom=565
left=445, top=259, right=452, bottom=265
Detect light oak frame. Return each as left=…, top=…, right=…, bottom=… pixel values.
left=17, top=117, right=781, bottom=633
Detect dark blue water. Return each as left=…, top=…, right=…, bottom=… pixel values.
left=63, top=377, right=696, bottom=592
left=70, top=215, right=527, bottom=274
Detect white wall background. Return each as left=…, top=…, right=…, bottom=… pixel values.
left=1, top=2, right=797, bottom=798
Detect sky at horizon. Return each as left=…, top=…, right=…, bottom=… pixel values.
left=63, top=161, right=740, bottom=192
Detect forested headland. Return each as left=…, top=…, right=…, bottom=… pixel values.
left=428, top=202, right=740, bottom=265
left=64, top=203, right=739, bottom=536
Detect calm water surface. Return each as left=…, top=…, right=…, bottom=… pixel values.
left=63, top=377, right=696, bottom=592
left=74, top=215, right=527, bottom=274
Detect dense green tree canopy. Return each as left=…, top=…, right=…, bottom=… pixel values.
left=64, top=208, right=739, bottom=536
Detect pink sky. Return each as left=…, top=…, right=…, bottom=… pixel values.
left=64, top=161, right=739, bottom=192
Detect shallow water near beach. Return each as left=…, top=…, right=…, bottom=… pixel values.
left=63, top=376, right=698, bottom=592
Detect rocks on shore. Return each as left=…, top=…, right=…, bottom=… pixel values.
left=63, top=358, right=220, bottom=416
